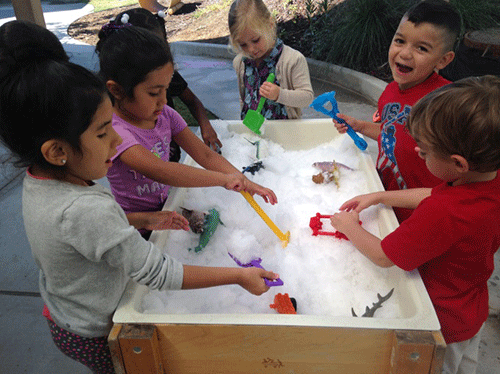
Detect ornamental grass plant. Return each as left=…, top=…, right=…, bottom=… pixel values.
left=300, top=0, right=500, bottom=79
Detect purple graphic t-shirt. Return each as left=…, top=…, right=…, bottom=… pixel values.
left=107, top=105, right=187, bottom=213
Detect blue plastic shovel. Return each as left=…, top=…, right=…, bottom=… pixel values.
left=310, top=91, right=368, bottom=151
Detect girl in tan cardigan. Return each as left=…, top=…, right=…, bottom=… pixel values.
left=228, top=0, right=314, bottom=120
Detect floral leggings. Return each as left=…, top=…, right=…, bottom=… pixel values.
left=46, top=319, right=115, bottom=374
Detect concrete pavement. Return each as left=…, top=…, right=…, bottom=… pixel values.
left=0, top=4, right=97, bottom=374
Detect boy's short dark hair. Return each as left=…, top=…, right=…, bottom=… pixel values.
left=408, top=75, right=500, bottom=172
left=404, top=0, right=461, bottom=51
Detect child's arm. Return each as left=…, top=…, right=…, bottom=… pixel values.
left=120, top=144, right=242, bottom=189
left=119, top=129, right=277, bottom=204
left=333, top=113, right=381, bottom=140
left=126, top=211, right=190, bottom=232
left=260, top=55, right=314, bottom=109
left=330, top=188, right=432, bottom=267
left=260, top=80, right=313, bottom=108
left=182, top=265, right=279, bottom=295
left=340, top=188, right=432, bottom=213
left=330, top=210, right=394, bottom=268
left=174, top=128, right=277, bottom=204
left=330, top=188, right=431, bottom=267
left=90, top=199, right=276, bottom=296
left=178, top=87, right=222, bottom=152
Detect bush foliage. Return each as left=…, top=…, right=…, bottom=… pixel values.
left=300, top=0, right=500, bottom=74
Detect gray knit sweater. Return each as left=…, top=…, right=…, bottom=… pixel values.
left=22, top=173, right=184, bottom=338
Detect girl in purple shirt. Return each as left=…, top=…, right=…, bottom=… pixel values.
left=96, top=24, right=277, bottom=238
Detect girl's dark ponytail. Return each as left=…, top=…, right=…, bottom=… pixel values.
left=0, top=21, right=106, bottom=169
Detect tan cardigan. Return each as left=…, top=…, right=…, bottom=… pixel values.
left=233, top=45, right=314, bottom=119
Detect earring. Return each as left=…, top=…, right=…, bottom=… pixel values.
left=61, top=159, right=66, bottom=165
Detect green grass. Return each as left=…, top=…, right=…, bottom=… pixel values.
left=192, top=0, right=231, bottom=19
left=7, top=0, right=140, bottom=12
left=88, top=0, right=138, bottom=12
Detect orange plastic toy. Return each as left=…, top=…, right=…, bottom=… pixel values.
left=270, top=293, right=296, bottom=314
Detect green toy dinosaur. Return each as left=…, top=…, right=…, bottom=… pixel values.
left=189, top=208, right=223, bottom=253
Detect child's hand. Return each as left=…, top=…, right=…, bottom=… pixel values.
left=330, top=210, right=360, bottom=235
left=238, top=267, right=279, bottom=295
left=243, top=180, right=278, bottom=205
left=340, top=193, right=380, bottom=213
left=142, top=211, right=190, bottom=232
left=200, top=122, right=222, bottom=153
left=259, top=82, right=280, bottom=101
left=333, top=114, right=363, bottom=134
left=224, top=172, right=246, bottom=191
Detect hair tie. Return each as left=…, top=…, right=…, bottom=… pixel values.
left=100, top=21, right=132, bottom=37
left=157, top=10, right=166, bottom=18
left=120, top=13, right=130, bottom=24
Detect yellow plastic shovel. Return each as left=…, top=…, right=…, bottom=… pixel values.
left=240, top=191, right=290, bottom=248
left=242, top=73, right=276, bottom=135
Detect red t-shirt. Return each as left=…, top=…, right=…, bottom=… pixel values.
left=377, top=73, right=450, bottom=222
left=381, top=173, right=500, bottom=343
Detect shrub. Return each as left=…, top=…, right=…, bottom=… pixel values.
left=450, top=0, right=500, bottom=34
left=309, top=0, right=500, bottom=74
left=311, top=0, right=418, bottom=72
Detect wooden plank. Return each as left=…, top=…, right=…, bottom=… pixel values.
left=138, top=0, right=167, bottom=12
left=11, top=0, right=45, bottom=27
left=119, top=324, right=164, bottom=374
left=155, top=324, right=395, bottom=373
left=390, top=330, right=442, bottom=374
left=429, top=331, right=446, bottom=374
left=168, top=1, right=184, bottom=15
left=108, top=324, right=126, bottom=374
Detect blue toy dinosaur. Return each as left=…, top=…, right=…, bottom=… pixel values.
left=242, top=161, right=265, bottom=175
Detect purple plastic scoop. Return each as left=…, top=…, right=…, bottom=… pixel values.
left=228, top=253, right=283, bottom=287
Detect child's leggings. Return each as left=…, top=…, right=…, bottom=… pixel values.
left=441, top=324, right=484, bottom=374
left=46, top=319, right=115, bottom=374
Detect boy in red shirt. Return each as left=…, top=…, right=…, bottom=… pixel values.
left=334, top=0, right=461, bottom=222
left=330, top=75, right=500, bottom=374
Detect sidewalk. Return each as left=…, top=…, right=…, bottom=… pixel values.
left=0, top=5, right=97, bottom=374
left=0, top=3, right=498, bottom=373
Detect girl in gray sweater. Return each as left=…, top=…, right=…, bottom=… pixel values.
left=0, top=21, right=277, bottom=374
